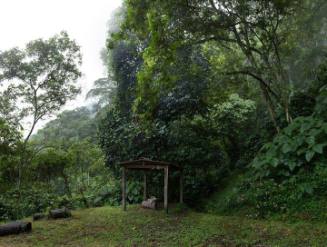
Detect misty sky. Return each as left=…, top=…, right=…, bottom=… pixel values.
left=0, top=0, right=122, bottom=131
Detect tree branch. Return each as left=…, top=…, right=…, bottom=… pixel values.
left=226, top=70, right=279, bottom=100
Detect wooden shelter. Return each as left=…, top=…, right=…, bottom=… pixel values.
left=119, top=158, right=183, bottom=213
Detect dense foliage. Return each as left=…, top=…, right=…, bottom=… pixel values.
left=97, top=0, right=327, bottom=218
left=204, top=62, right=327, bottom=219
left=1, top=0, right=327, bottom=223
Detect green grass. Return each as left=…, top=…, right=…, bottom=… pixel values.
left=1, top=205, right=327, bottom=246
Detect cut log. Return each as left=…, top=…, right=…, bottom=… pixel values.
left=0, top=221, right=32, bottom=236
left=48, top=208, right=71, bottom=219
left=141, top=197, right=158, bottom=209
left=33, top=213, right=46, bottom=221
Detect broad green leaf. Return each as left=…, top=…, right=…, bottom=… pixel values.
left=306, top=136, right=315, bottom=147
left=313, top=144, right=324, bottom=154
left=305, top=150, right=315, bottom=162
left=282, top=144, right=291, bottom=154
left=271, top=158, right=279, bottom=167
left=288, top=161, right=297, bottom=171
left=297, top=147, right=306, bottom=156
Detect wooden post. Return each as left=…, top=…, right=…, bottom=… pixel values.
left=143, top=172, right=147, bottom=201
left=164, top=166, right=169, bottom=214
left=122, top=167, right=126, bottom=211
left=179, top=169, right=183, bottom=204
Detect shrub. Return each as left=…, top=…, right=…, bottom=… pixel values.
left=0, top=186, right=57, bottom=221
left=235, top=164, right=327, bottom=220
left=252, top=116, right=327, bottom=181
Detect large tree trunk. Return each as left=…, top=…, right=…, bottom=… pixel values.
left=259, top=83, right=280, bottom=133
left=61, top=171, right=72, bottom=198
left=0, top=221, right=32, bottom=236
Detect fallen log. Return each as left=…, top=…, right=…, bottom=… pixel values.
left=33, top=213, right=46, bottom=221
left=48, top=208, right=71, bottom=219
left=0, top=221, right=32, bottom=236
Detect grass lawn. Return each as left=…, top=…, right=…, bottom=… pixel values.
left=1, top=205, right=327, bottom=246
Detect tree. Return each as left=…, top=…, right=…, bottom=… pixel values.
left=32, top=107, right=97, bottom=148
left=123, top=0, right=326, bottom=132
left=153, top=45, right=211, bottom=122
left=209, top=94, right=256, bottom=166
left=67, top=140, right=106, bottom=207
left=33, top=148, right=71, bottom=196
left=107, top=40, right=143, bottom=116
left=86, top=77, right=116, bottom=107
left=0, top=118, right=22, bottom=186
left=0, top=119, right=20, bottom=156
left=0, top=31, right=82, bottom=186
left=0, top=31, right=82, bottom=145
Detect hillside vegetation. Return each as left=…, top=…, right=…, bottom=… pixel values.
left=1, top=1, right=327, bottom=245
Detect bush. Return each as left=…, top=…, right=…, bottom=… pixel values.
left=235, top=164, right=327, bottom=220
left=0, top=180, right=122, bottom=221
left=205, top=114, right=327, bottom=220
left=0, top=186, right=58, bottom=221
left=235, top=115, right=327, bottom=219
left=252, top=116, right=327, bottom=181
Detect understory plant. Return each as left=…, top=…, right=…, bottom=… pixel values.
left=252, top=116, right=327, bottom=181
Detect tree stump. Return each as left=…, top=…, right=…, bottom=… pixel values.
left=48, top=208, right=71, bottom=219
left=0, top=221, right=32, bottom=236
left=33, top=213, right=46, bottom=221
left=141, top=197, right=158, bottom=209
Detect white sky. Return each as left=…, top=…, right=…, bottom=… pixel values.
left=0, top=0, right=122, bottom=132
